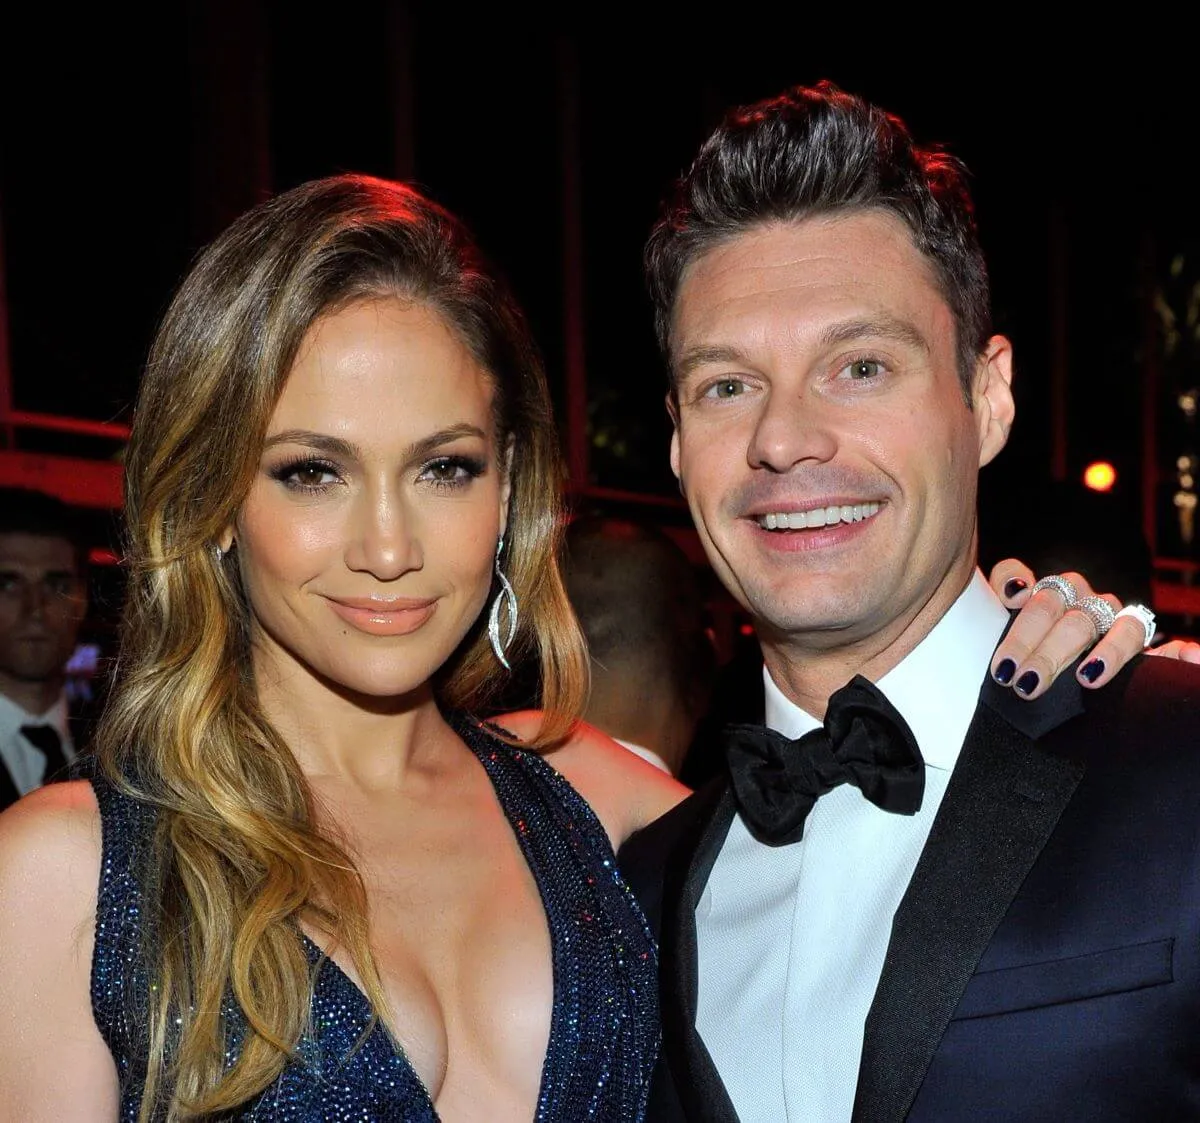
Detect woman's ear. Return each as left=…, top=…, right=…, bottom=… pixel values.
left=498, top=437, right=515, bottom=541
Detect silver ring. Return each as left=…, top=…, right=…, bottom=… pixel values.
left=1075, top=595, right=1117, bottom=639
left=1030, top=574, right=1078, bottom=608
left=1114, top=603, right=1157, bottom=649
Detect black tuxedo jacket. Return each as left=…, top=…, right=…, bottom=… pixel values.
left=619, top=654, right=1200, bottom=1121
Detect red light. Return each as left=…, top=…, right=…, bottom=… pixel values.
left=1083, top=462, right=1117, bottom=492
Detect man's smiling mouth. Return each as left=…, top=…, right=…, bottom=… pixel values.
left=755, top=501, right=882, bottom=530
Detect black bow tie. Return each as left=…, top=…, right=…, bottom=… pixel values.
left=20, top=723, right=68, bottom=780
left=724, top=675, right=925, bottom=846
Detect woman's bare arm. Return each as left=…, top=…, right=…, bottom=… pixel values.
left=0, top=781, right=120, bottom=1121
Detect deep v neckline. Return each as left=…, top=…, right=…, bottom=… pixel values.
left=298, top=720, right=574, bottom=1121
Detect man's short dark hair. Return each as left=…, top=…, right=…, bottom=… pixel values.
left=644, top=80, right=991, bottom=400
left=563, top=515, right=714, bottom=718
left=0, top=487, right=89, bottom=571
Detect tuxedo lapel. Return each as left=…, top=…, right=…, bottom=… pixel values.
left=853, top=674, right=1086, bottom=1122
left=658, top=777, right=743, bottom=1123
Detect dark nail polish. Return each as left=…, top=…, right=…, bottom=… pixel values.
left=1079, top=658, right=1105, bottom=684
left=993, top=657, right=1016, bottom=685
left=1014, top=670, right=1040, bottom=697
left=1003, top=578, right=1028, bottom=599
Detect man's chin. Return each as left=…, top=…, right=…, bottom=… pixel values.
left=751, top=603, right=881, bottom=650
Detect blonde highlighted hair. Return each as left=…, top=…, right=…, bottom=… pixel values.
left=94, top=175, right=587, bottom=1118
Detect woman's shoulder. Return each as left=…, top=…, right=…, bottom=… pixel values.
left=0, top=778, right=102, bottom=861
left=488, top=710, right=690, bottom=847
left=0, top=780, right=103, bottom=953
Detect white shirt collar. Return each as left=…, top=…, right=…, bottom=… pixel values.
left=0, top=689, right=70, bottom=739
left=613, top=737, right=673, bottom=775
left=763, top=569, right=1010, bottom=771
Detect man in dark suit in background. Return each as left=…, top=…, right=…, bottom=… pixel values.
left=0, top=487, right=92, bottom=811
left=620, top=82, right=1200, bottom=1120
left=562, top=514, right=717, bottom=777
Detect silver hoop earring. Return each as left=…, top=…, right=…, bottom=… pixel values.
left=213, top=544, right=225, bottom=563
left=488, top=539, right=519, bottom=670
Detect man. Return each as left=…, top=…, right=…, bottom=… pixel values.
left=0, top=487, right=92, bottom=811
left=562, top=513, right=716, bottom=776
left=620, top=83, right=1200, bottom=1120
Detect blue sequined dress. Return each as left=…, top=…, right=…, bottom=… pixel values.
left=90, top=715, right=660, bottom=1121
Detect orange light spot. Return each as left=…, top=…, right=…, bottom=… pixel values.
left=1083, top=461, right=1117, bottom=492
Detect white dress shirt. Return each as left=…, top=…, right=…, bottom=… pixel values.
left=695, top=571, right=1010, bottom=1123
left=0, top=690, right=76, bottom=798
left=614, top=737, right=673, bottom=775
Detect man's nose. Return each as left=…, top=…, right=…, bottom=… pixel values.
left=747, top=388, right=838, bottom=472
left=19, top=579, right=51, bottom=620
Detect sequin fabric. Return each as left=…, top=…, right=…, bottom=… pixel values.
left=89, top=714, right=659, bottom=1121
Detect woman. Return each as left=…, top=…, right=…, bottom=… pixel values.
left=0, top=175, right=1152, bottom=1121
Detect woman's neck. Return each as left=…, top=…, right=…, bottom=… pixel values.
left=254, top=651, right=453, bottom=792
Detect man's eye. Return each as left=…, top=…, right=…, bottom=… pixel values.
left=46, top=576, right=79, bottom=597
left=706, top=379, right=746, bottom=399
left=844, top=359, right=884, bottom=380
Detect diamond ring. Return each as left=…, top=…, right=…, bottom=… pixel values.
left=1114, top=603, right=1157, bottom=649
left=1075, top=595, right=1117, bottom=639
left=1030, top=574, right=1078, bottom=608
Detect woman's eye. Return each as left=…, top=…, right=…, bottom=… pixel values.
left=292, top=464, right=336, bottom=487
left=420, top=456, right=485, bottom=486
left=271, top=460, right=339, bottom=490
left=843, top=358, right=884, bottom=380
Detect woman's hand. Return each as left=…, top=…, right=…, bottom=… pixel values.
left=986, top=558, right=1200, bottom=699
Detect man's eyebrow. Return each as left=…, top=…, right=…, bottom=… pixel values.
left=674, top=316, right=930, bottom=381
left=674, top=345, right=752, bottom=381
left=261, top=425, right=488, bottom=463
left=819, top=315, right=930, bottom=353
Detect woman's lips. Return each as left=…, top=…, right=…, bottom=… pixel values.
left=324, top=596, right=438, bottom=636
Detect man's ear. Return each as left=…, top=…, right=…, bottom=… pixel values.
left=666, top=391, right=683, bottom=486
left=973, top=335, right=1015, bottom=468
left=498, top=436, right=515, bottom=540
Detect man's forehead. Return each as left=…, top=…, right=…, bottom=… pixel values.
left=670, top=211, right=952, bottom=362
left=0, top=532, right=80, bottom=572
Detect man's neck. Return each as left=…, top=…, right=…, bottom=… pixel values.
left=0, top=673, right=64, bottom=717
left=760, top=565, right=977, bottom=720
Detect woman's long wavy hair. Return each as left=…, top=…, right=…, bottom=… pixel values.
left=94, top=174, right=587, bottom=1119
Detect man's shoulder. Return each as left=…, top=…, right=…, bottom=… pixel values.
left=1082, top=651, right=1200, bottom=726
left=1037, top=652, right=1200, bottom=772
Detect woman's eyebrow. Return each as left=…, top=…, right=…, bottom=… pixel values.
left=262, top=424, right=488, bottom=462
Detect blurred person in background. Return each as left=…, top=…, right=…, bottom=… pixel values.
left=0, top=486, right=91, bottom=811
left=562, top=514, right=717, bottom=777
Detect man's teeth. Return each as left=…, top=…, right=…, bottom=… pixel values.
left=758, top=502, right=881, bottom=530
